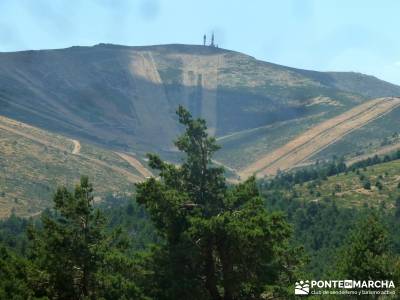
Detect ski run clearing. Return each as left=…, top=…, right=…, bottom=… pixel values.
left=239, top=97, right=400, bottom=179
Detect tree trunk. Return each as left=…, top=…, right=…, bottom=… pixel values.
left=218, top=242, right=234, bottom=300
left=204, top=242, right=221, bottom=300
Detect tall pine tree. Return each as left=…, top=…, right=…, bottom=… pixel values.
left=29, top=176, right=146, bottom=300
left=136, top=106, right=302, bottom=300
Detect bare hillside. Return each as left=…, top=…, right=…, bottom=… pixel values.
left=1, top=44, right=400, bottom=155
left=0, top=115, right=149, bottom=217
left=240, top=97, right=400, bottom=178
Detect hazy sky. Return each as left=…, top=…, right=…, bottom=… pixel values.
left=1, top=0, right=399, bottom=85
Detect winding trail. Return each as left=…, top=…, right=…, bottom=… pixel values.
left=70, top=139, right=81, bottom=154
left=0, top=116, right=143, bottom=183
left=239, top=97, right=400, bottom=178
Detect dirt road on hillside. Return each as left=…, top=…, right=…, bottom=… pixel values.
left=239, top=97, right=400, bottom=178
left=347, top=142, right=400, bottom=165
left=0, top=116, right=143, bottom=183
left=115, top=152, right=152, bottom=178
left=70, top=139, right=81, bottom=154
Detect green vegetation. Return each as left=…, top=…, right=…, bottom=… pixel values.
left=1, top=108, right=400, bottom=299
left=290, top=160, right=400, bottom=209
left=262, top=151, right=400, bottom=209
left=136, top=106, right=302, bottom=299
left=336, top=214, right=398, bottom=281
left=28, top=176, right=145, bottom=299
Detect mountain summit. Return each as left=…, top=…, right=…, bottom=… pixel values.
left=1, top=43, right=400, bottom=169
left=1, top=43, right=400, bottom=215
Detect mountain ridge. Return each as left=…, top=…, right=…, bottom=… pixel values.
left=1, top=43, right=400, bottom=215
left=1, top=43, right=400, bottom=169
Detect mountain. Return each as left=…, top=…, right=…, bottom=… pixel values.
left=1, top=43, right=400, bottom=180
left=0, top=115, right=150, bottom=217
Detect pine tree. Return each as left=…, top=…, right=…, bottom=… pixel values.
left=0, top=246, right=42, bottom=299
left=336, top=213, right=397, bottom=281
left=136, top=106, right=301, bottom=300
left=29, top=176, right=146, bottom=300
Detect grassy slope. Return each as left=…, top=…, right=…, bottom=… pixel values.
left=289, top=159, right=400, bottom=210
left=214, top=113, right=329, bottom=170
left=0, top=116, right=148, bottom=218
left=240, top=97, right=400, bottom=177
left=313, top=104, right=400, bottom=161
left=2, top=44, right=400, bottom=171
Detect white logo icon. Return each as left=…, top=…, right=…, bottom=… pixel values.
left=344, top=280, right=353, bottom=289
left=295, top=280, right=310, bottom=295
